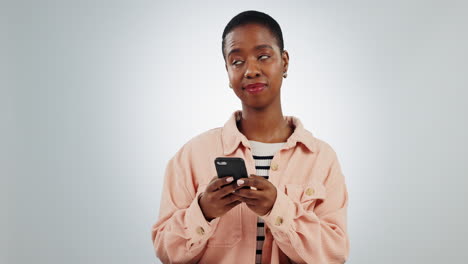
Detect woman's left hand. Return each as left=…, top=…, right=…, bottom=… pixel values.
left=232, top=174, right=277, bottom=216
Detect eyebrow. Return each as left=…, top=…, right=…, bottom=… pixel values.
left=227, top=44, right=274, bottom=58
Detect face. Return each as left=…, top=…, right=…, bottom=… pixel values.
left=224, top=23, right=289, bottom=109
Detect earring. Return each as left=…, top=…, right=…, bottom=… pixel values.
left=229, top=83, right=233, bottom=88
left=283, top=72, right=288, bottom=78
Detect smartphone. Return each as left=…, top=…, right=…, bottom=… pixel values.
left=214, top=157, right=248, bottom=181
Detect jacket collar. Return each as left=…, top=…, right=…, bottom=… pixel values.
left=221, top=110, right=317, bottom=156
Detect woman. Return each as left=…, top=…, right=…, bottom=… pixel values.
left=151, top=10, right=350, bottom=264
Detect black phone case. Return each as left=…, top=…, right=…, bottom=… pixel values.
left=214, top=157, right=248, bottom=181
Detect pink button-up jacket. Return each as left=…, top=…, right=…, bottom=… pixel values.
left=151, top=110, right=350, bottom=263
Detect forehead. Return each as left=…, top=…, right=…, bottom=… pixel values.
left=224, top=24, right=279, bottom=54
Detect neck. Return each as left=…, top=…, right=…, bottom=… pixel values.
left=237, top=103, right=293, bottom=143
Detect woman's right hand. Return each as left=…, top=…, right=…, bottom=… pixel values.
left=198, top=176, right=243, bottom=221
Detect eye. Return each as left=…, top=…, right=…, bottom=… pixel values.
left=232, top=60, right=243, bottom=66
left=259, top=55, right=270, bottom=60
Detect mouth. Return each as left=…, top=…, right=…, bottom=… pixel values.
left=243, top=83, right=267, bottom=94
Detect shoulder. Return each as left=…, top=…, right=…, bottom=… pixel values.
left=314, top=137, right=338, bottom=157
left=311, top=136, right=344, bottom=181
left=302, top=133, right=346, bottom=186
left=184, top=127, right=223, bottom=149
left=170, top=127, right=223, bottom=159
left=301, top=128, right=340, bottom=163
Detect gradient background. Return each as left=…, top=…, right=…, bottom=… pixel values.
left=3, top=0, right=468, bottom=263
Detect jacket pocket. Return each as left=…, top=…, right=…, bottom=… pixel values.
left=196, top=183, right=243, bottom=248
left=285, top=182, right=327, bottom=212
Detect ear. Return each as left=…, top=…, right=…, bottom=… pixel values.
left=282, top=50, right=289, bottom=73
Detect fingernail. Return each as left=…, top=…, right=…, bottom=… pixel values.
left=226, top=177, right=233, bottom=182
left=237, top=179, right=244, bottom=186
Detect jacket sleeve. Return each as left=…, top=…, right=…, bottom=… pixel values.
left=151, top=144, right=221, bottom=264
left=261, top=150, right=350, bottom=264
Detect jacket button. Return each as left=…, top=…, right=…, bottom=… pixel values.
left=271, top=163, right=278, bottom=171
left=275, top=216, right=283, bottom=226
left=196, top=226, right=205, bottom=236
left=305, top=188, right=315, bottom=196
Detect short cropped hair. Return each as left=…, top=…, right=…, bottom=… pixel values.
left=221, top=10, right=284, bottom=60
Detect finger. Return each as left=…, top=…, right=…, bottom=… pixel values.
left=249, top=174, right=270, bottom=183
left=221, top=193, right=242, bottom=205
left=236, top=176, right=265, bottom=190
left=205, top=176, right=235, bottom=193
left=233, top=188, right=260, bottom=199
left=237, top=196, right=257, bottom=206
left=225, top=200, right=242, bottom=210
left=208, top=175, right=218, bottom=183
left=218, top=181, right=247, bottom=198
left=204, top=176, right=219, bottom=192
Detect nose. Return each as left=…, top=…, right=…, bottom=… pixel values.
left=244, top=59, right=261, bottom=79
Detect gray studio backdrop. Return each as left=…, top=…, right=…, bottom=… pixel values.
left=3, top=0, right=467, bottom=263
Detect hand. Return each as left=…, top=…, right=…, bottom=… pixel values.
left=232, top=174, right=277, bottom=216
left=198, top=176, right=244, bottom=221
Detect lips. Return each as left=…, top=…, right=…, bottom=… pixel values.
left=244, top=83, right=266, bottom=89
left=244, top=83, right=267, bottom=94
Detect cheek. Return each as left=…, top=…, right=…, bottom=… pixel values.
left=228, top=70, right=243, bottom=84
left=266, top=66, right=282, bottom=80
left=263, top=61, right=280, bottom=74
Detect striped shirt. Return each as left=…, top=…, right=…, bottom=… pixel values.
left=249, top=140, right=286, bottom=264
